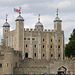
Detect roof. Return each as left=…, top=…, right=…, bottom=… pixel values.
left=15, top=15, right=24, bottom=21
left=35, top=22, right=43, bottom=27
left=54, top=8, right=62, bottom=22
left=54, top=17, right=62, bottom=22
left=3, top=21, right=10, bottom=27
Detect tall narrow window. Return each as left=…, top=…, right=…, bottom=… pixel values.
left=58, top=46, right=60, bottom=48
left=43, top=45, right=44, bottom=48
left=43, top=39, right=44, bottom=42
left=59, top=39, right=60, bottom=42
left=25, top=52, right=28, bottom=58
left=34, top=53, right=36, bottom=57
left=26, top=44, right=28, bottom=48
left=51, top=45, right=52, bottom=48
left=34, top=45, right=36, bottom=48
left=43, top=54, right=45, bottom=57
left=51, top=39, right=52, bottom=42
left=58, top=54, right=60, bottom=57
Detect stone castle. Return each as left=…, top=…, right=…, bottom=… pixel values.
left=0, top=9, right=75, bottom=75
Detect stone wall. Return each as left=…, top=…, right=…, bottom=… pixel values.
left=14, top=59, right=75, bottom=74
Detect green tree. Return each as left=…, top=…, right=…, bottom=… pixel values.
left=65, top=29, right=75, bottom=58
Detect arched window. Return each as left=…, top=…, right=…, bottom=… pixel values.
left=25, top=52, right=28, bottom=58
left=51, top=45, right=52, bottom=48
left=51, top=39, right=52, bottom=42
left=58, top=54, right=60, bottom=57
left=59, top=39, right=60, bottom=42
left=34, top=45, right=36, bottom=48
left=43, top=45, right=44, bottom=48
left=26, top=44, right=28, bottom=48
left=34, top=53, right=36, bottom=57
left=58, top=46, right=60, bottom=48
left=43, top=54, right=45, bottom=57
left=43, top=39, right=44, bottom=42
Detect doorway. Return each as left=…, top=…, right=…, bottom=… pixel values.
left=25, top=52, right=28, bottom=58
left=58, top=66, right=67, bottom=75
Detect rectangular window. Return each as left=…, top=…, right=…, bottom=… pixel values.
left=32, top=38, right=35, bottom=40
left=24, top=38, right=26, bottom=40
left=27, top=38, right=30, bottom=40
left=0, top=64, right=2, bottom=67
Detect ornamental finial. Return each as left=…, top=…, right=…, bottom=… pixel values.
left=6, top=14, right=8, bottom=22
left=19, top=6, right=21, bottom=15
left=56, top=8, right=59, bottom=17
left=38, top=14, right=40, bottom=22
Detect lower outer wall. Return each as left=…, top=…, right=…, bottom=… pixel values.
left=14, top=60, right=75, bottom=74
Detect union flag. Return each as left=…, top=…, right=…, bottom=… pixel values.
left=14, top=8, right=20, bottom=12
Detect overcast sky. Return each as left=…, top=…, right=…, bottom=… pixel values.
left=0, top=0, right=75, bottom=44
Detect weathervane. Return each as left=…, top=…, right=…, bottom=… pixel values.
left=56, top=8, right=59, bottom=17
left=6, top=14, right=8, bottom=22
left=19, top=6, right=21, bottom=15
left=38, top=14, right=40, bottom=22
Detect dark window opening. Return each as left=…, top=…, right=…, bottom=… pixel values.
left=58, top=46, right=60, bottom=48
left=32, top=38, right=35, bottom=40
left=25, top=52, right=28, bottom=58
left=51, top=45, right=52, bottom=48
left=0, top=64, right=2, bottom=67
left=24, top=38, right=26, bottom=40
left=26, top=44, right=28, bottom=48
left=43, top=45, right=44, bottom=48
left=34, top=53, right=36, bottom=57
left=43, top=39, right=44, bottom=42
left=51, top=54, right=53, bottom=57
left=58, top=54, right=60, bottom=57
left=34, top=45, right=36, bottom=48
left=59, top=39, right=60, bottom=42
left=43, top=54, right=45, bottom=57
left=51, top=39, right=52, bottom=42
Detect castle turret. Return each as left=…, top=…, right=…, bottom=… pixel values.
left=35, top=14, right=43, bottom=31
left=3, top=14, right=10, bottom=39
left=15, top=11, right=24, bottom=59
left=54, top=8, right=62, bottom=31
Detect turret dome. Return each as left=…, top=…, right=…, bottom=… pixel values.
left=15, top=15, right=24, bottom=21
left=35, top=14, right=43, bottom=27
left=54, top=8, right=62, bottom=22
left=3, top=14, right=10, bottom=27
left=3, top=22, right=10, bottom=27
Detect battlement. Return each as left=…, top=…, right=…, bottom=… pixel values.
left=24, top=28, right=55, bottom=33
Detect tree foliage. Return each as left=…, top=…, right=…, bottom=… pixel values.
left=65, top=29, right=75, bottom=58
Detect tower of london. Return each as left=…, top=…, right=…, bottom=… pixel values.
left=0, top=9, right=75, bottom=75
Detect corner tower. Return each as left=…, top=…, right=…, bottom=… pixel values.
left=15, top=11, right=24, bottom=59
left=54, top=8, right=62, bottom=31
left=3, top=14, right=10, bottom=39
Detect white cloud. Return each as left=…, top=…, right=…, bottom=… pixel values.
left=58, top=1, right=71, bottom=9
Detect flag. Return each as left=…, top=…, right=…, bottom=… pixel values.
left=14, top=8, right=20, bottom=12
